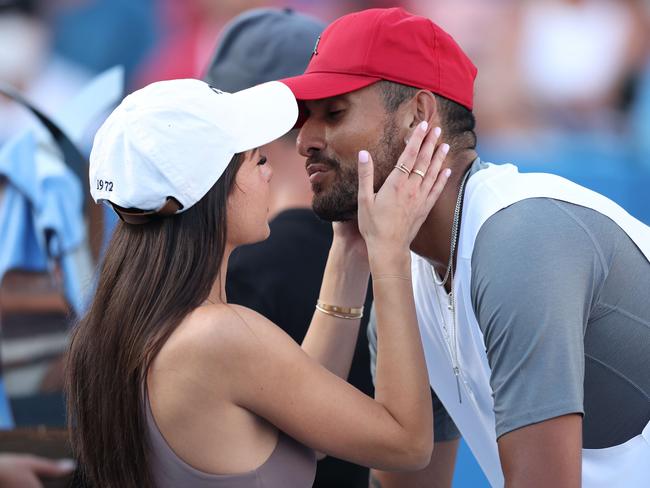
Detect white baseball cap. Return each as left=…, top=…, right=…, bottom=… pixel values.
left=89, top=79, right=298, bottom=222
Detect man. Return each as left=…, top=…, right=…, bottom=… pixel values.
left=281, top=7, right=650, bottom=488
left=204, top=8, right=373, bottom=488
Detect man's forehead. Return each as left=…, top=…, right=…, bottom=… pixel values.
left=303, top=85, right=379, bottom=108
left=304, top=93, right=351, bottom=108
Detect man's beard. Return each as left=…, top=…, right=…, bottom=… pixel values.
left=311, top=117, right=404, bottom=222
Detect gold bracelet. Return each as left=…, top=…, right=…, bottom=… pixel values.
left=316, top=305, right=363, bottom=320
left=316, top=300, right=364, bottom=320
left=317, top=300, right=363, bottom=315
left=372, top=274, right=411, bottom=282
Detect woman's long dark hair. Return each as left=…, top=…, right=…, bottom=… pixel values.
left=66, top=154, right=244, bottom=488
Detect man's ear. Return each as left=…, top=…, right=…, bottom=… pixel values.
left=404, top=90, right=439, bottom=136
left=402, top=90, right=440, bottom=142
left=390, top=90, right=440, bottom=142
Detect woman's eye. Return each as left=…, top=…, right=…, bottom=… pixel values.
left=257, top=156, right=267, bottom=166
left=328, top=109, right=344, bottom=118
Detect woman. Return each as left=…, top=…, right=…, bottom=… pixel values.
left=66, top=79, right=451, bottom=487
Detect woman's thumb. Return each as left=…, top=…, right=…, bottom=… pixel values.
left=25, top=457, right=76, bottom=477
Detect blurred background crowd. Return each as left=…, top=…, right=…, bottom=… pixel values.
left=5, top=0, right=650, bottom=163
left=0, top=0, right=649, bottom=487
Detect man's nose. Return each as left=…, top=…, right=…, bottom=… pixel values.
left=297, top=118, right=326, bottom=158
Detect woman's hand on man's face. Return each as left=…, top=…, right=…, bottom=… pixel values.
left=356, top=121, right=451, bottom=262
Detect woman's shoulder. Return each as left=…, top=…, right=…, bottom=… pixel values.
left=152, top=304, right=286, bottom=389
left=197, top=303, right=276, bottom=338
left=173, top=303, right=266, bottom=343
left=170, top=304, right=290, bottom=362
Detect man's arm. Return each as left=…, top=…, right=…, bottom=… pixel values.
left=369, top=439, right=458, bottom=488
left=498, top=414, right=582, bottom=488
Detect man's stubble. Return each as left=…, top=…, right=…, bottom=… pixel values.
left=312, top=116, right=404, bottom=222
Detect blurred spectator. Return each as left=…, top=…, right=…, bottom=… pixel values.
left=518, top=0, right=648, bottom=131
left=0, top=0, right=92, bottom=411
left=0, top=0, right=90, bottom=143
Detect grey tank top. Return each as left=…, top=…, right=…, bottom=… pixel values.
left=144, top=392, right=317, bottom=487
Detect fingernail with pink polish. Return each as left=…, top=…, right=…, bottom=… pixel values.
left=359, top=150, right=369, bottom=163
left=444, top=168, right=452, bottom=177
left=57, top=459, right=77, bottom=471
left=420, top=121, right=428, bottom=131
left=434, top=127, right=442, bottom=137
left=441, top=143, right=450, bottom=154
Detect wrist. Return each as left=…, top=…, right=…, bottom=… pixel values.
left=329, top=240, right=370, bottom=272
left=319, top=242, right=370, bottom=308
left=368, top=247, right=411, bottom=276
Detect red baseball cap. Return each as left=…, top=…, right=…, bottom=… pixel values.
left=281, top=7, right=478, bottom=110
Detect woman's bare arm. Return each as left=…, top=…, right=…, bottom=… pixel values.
left=300, top=236, right=369, bottom=380
left=218, top=123, right=450, bottom=470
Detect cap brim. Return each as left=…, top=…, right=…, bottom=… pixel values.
left=280, top=71, right=381, bottom=101
left=228, top=81, right=299, bottom=153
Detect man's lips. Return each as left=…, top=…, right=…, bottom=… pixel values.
left=306, top=163, right=332, bottom=183
left=306, top=163, right=331, bottom=176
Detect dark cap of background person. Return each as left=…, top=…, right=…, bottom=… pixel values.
left=0, top=0, right=36, bottom=14
left=204, top=7, right=325, bottom=92
left=281, top=7, right=478, bottom=110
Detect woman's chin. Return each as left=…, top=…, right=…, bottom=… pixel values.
left=230, top=222, right=271, bottom=249
left=247, top=225, right=271, bottom=246
left=260, top=223, right=271, bottom=241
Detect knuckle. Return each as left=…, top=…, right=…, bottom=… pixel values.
left=422, top=140, right=435, bottom=154
left=413, top=129, right=426, bottom=141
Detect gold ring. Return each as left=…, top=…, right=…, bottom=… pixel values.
left=412, top=169, right=426, bottom=179
left=394, top=164, right=411, bottom=175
